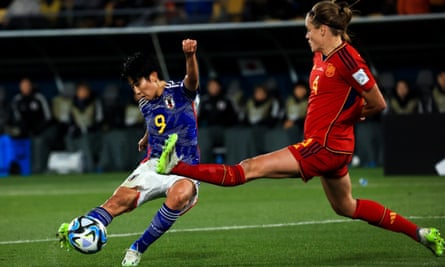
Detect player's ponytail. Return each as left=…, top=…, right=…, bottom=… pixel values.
left=308, top=0, right=359, bottom=43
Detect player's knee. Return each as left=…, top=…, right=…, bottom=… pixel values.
left=166, top=180, right=196, bottom=210
left=239, top=158, right=254, bottom=178
left=331, top=205, right=346, bottom=217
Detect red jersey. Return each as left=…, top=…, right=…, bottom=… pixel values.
left=305, top=42, right=376, bottom=154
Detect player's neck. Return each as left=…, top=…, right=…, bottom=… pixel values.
left=152, top=82, right=166, bottom=100
left=323, top=38, right=343, bottom=56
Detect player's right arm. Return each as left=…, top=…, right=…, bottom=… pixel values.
left=182, top=39, right=199, bottom=92
left=138, top=129, right=149, bottom=152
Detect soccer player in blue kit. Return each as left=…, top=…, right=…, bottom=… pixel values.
left=57, top=39, right=201, bottom=266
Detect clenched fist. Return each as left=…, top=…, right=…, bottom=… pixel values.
left=183, top=39, right=197, bottom=56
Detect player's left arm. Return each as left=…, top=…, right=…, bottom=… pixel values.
left=347, top=51, right=387, bottom=119
left=360, top=83, right=387, bottom=118
left=182, top=39, right=199, bottom=92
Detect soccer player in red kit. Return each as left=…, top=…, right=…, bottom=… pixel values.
left=157, top=0, right=444, bottom=257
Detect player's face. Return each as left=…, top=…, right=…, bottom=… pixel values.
left=304, top=16, right=323, bottom=53
left=129, top=72, right=161, bottom=100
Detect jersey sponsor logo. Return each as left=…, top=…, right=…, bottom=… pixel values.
left=325, top=63, right=335, bottom=77
left=164, top=95, right=175, bottom=109
left=352, top=68, right=369, bottom=86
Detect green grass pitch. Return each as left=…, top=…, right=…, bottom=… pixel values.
left=0, top=168, right=444, bottom=266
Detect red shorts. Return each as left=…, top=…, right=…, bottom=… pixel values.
left=287, top=138, right=352, bottom=182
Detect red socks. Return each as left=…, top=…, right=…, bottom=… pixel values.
left=171, top=162, right=246, bottom=186
left=353, top=199, right=419, bottom=241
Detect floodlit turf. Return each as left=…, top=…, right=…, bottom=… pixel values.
left=0, top=168, right=444, bottom=266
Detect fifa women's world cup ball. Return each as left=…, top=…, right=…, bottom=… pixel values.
left=67, top=215, right=108, bottom=254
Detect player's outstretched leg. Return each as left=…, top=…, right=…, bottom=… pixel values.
left=157, top=133, right=180, bottom=174
left=418, top=228, right=444, bottom=256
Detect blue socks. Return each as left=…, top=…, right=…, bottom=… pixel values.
left=86, top=204, right=181, bottom=254
left=130, top=203, right=181, bottom=253
left=87, top=207, right=113, bottom=226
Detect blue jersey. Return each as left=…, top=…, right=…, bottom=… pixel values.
left=139, top=80, right=200, bottom=164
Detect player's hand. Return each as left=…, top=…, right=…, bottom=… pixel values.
left=183, top=39, right=197, bottom=56
left=138, top=138, right=148, bottom=152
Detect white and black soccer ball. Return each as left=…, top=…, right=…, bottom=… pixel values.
left=67, top=215, right=107, bottom=254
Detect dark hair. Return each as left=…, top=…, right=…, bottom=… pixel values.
left=293, top=80, right=310, bottom=96
left=307, top=0, right=358, bottom=42
left=294, top=80, right=309, bottom=90
left=121, top=52, right=161, bottom=82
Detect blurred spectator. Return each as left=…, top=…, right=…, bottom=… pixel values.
left=104, top=0, right=132, bottom=27
left=62, top=0, right=107, bottom=28
left=101, top=83, right=125, bottom=131
left=97, top=83, right=126, bottom=172
left=387, top=79, right=423, bottom=114
left=123, top=92, right=146, bottom=167
left=244, top=83, right=281, bottom=128
left=242, top=83, right=282, bottom=154
left=225, top=78, right=246, bottom=123
left=9, top=77, right=57, bottom=173
left=40, top=0, right=62, bottom=28
left=430, top=70, right=445, bottom=113
left=213, top=78, right=250, bottom=164
left=415, top=69, right=435, bottom=112
left=151, top=0, right=187, bottom=25
left=397, top=0, right=431, bottom=14
left=183, top=0, right=214, bottom=23
left=3, top=0, right=47, bottom=29
left=211, top=0, right=245, bottom=22
left=198, top=78, right=238, bottom=127
left=124, top=91, right=144, bottom=129
left=249, top=80, right=307, bottom=155
left=0, top=1, right=12, bottom=26
left=282, top=80, right=309, bottom=142
left=197, top=78, right=238, bottom=163
left=51, top=82, right=75, bottom=150
left=65, top=81, right=104, bottom=172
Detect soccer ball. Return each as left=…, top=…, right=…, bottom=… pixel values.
left=67, top=215, right=107, bottom=254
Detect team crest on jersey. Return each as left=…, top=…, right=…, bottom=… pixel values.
left=325, top=63, right=335, bottom=77
left=164, top=95, right=175, bottom=109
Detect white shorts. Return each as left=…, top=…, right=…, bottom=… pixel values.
left=120, top=158, right=199, bottom=212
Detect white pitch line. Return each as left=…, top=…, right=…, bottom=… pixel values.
left=1, top=215, right=444, bottom=246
